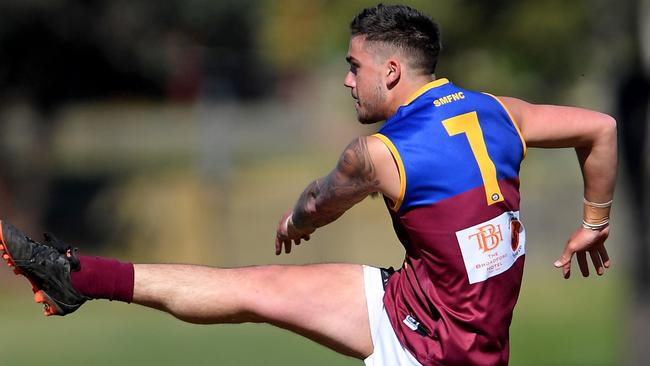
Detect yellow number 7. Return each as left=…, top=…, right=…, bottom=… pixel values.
left=442, top=111, right=504, bottom=206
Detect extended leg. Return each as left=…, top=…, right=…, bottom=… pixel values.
left=0, top=220, right=373, bottom=360
left=133, top=263, right=372, bottom=359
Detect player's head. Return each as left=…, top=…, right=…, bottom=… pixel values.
left=345, top=4, right=441, bottom=124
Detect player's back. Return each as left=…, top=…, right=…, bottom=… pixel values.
left=375, top=78, right=526, bottom=366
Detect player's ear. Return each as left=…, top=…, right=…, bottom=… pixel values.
left=386, top=59, right=401, bottom=89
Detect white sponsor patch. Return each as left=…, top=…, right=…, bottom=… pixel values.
left=455, top=211, right=525, bottom=284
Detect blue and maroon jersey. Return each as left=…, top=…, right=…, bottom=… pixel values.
left=375, top=78, right=527, bottom=366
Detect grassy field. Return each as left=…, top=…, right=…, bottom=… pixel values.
left=0, top=269, right=626, bottom=366
left=0, top=288, right=358, bottom=366
left=510, top=270, right=627, bottom=366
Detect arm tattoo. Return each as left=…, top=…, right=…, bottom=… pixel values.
left=292, top=137, right=380, bottom=231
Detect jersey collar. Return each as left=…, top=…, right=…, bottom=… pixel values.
left=402, top=78, right=449, bottom=106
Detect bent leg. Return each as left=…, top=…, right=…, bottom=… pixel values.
left=133, top=263, right=373, bottom=359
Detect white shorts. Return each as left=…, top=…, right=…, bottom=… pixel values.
left=363, top=265, right=422, bottom=366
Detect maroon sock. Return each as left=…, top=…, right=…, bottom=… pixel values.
left=70, top=255, right=135, bottom=303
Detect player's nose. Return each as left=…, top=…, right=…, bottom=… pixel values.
left=343, top=71, right=355, bottom=88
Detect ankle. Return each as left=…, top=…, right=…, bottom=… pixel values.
left=70, top=256, right=134, bottom=302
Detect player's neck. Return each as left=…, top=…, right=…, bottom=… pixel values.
left=387, top=75, right=436, bottom=116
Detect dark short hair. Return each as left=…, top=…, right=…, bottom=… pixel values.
left=350, top=4, right=441, bottom=74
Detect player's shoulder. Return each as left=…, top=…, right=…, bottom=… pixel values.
left=335, top=136, right=398, bottom=194
left=491, top=96, right=528, bottom=120
left=365, top=134, right=392, bottom=159
left=340, top=135, right=392, bottom=169
left=365, top=135, right=400, bottom=178
left=336, top=136, right=383, bottom=174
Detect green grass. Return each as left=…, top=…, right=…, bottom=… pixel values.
left=0, top=270, right=625, bottom=366
left=510, top=270, right=626, bottom=366
left=0, top=290, right=358, bottom=366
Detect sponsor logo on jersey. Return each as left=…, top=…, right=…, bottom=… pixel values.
left=455, top=211, right=525, bottom=284
left=468, top=223, right=503, bottom=252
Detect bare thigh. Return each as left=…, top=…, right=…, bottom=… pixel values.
left=133, top=263, right=373, bottom=359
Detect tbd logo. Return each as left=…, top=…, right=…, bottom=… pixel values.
left=468, top=224, right=503, bottom=252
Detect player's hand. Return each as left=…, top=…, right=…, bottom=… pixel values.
left=275, top=210, right=314, bottom=255
left=553, top=226, right=610, bottom=279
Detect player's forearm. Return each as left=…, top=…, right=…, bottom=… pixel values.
left=576, top=116, right=617, bottom=202
left=290, top=175, right=356, bottom=232
left=575, top=116, right=617, bottom=228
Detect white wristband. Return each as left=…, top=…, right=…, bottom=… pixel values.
left=582, top=219, right=609, bottom=230
left=583, top=198, right=613, bottom=208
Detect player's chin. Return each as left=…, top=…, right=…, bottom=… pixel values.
left=356, top=113, right=383, bottom=125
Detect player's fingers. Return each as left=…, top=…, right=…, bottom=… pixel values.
left=275, top=236, right=282, bottom=255
left=554, top=250, right=573, bottom=268
left=284, top=239, right=292, bottom=254
left=599, top=245, right=610, bottom=268
left=554, top=251, right=573, bottom=278
left=589, top=249, right=604, bottom=275
left=563, top=262, right=571, bottom=279
left=577, top=251, right=589, bottom=277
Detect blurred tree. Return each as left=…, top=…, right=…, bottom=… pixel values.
left=0, top=0, right=271, bottom=241
left=258, top=0, right=604, bottom=101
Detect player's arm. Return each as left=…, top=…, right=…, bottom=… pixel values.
left=275, top=136, right=398, bottom=255
left=500, top=96, right=617, bottom=278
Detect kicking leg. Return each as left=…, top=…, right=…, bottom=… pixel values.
left=133, top=263, right=373, bottom=359
left=0, top=221, right=373, bottom=359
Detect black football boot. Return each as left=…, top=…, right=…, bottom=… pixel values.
left=0, top=220, right=89, bottom=316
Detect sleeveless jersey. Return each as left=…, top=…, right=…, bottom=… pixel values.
left=375, top=78, right=526, bottom=366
